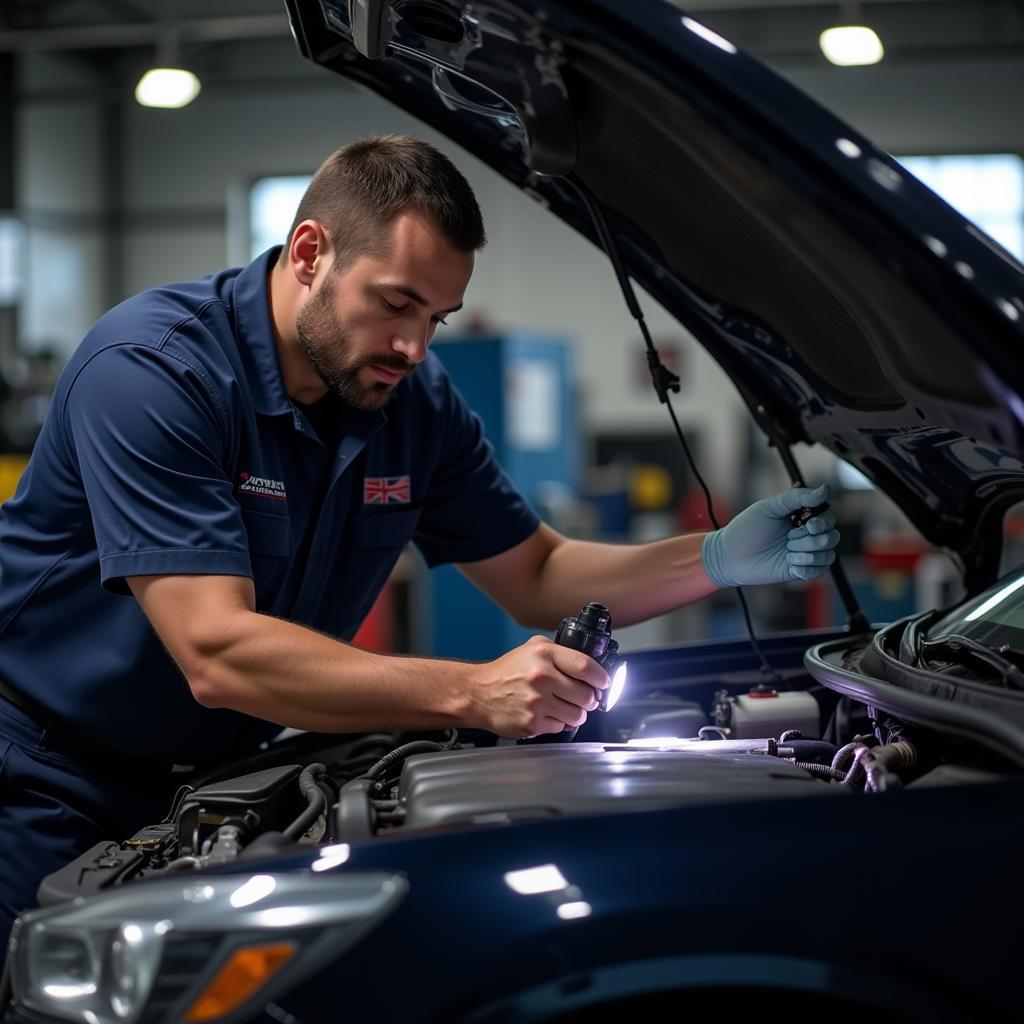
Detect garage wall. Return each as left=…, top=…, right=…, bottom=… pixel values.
left=113, top=75, right=744, bottom=468
left=788, top=57, right=1024, bottom=156
left=17, top=54, right=108, bottom=358
left=15, top=42, right=1024, bottom=498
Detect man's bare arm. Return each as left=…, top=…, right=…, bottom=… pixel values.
left=457, top=523, right=718, bottom=631
left=127, top=573, right=607, bottom=737
left=460, top=486, right=841, bottom=631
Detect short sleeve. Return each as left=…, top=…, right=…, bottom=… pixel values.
left=413, top=377, right=540, bottom=567
left=62, top=343, right=252, bottom=593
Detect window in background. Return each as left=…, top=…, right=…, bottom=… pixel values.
left=249, top=176, right=312, bottom=261
left=836, top=460, right=874, bottom=491
left=898, top=153, right=1024, bottom=260
left=0, top=216, right=24, bottom=306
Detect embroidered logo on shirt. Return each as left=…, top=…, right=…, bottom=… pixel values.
left=364, top=475, right=411, bottom=505
left=237, top=471, right=287, bottom=501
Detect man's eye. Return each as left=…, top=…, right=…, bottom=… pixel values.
left=382, top=298, right=407, bottom=314
left=431, top=315, right=449, bottom=326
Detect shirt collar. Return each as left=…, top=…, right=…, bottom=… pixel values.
left=230, top=246, right=294, bottom=417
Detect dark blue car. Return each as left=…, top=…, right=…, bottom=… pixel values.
left=5, top=1, right=1024, bottom=1022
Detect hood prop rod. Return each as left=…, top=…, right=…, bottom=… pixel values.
left=567, top=175, right=784, bottom=685
left=771, top=432, right=872, bottom=635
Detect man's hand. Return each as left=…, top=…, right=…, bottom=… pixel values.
left=463, top=635, right=610, bottom=738
left=701, top=484, right=840, bottom=588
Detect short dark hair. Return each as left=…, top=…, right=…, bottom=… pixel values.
left=278, top=135, right=486, bottom=270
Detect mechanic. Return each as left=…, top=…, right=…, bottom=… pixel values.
left=0, top=135, right=839, bottom=954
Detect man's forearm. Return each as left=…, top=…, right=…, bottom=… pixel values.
left=130, top=572, right=613, bottom=740
left=527, top=531, right=717, bottom=629
left=189, top=608, right=474, bottom=733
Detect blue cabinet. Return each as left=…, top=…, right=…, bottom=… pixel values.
left=424, top=334, right=578, bottom=659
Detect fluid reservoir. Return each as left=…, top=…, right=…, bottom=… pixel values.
left=730, top=689, right=820, bottom=739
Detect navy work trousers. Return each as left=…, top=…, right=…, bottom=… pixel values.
left=0, top=699, right=186, bottom=972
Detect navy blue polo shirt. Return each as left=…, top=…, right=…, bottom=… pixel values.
left=0, top=248, right=539, bottom=761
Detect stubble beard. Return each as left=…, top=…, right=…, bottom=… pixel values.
left=295, top=275, right=411, bottom=412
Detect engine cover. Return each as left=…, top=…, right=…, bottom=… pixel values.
left=394, top=740, right=842, bottom=831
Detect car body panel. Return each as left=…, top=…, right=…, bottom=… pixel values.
left=285, top=0, right=1024, bottom=590
left=199, top=772, right=1022, bottom=1022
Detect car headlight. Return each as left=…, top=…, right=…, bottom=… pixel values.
left=8, top=870, right=406, bottom=1024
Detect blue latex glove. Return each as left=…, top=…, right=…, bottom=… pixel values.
left=701, top=484, right=840, bottom=588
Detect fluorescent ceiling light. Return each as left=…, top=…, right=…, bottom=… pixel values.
left=135, top=67, right=201, bottom=108
left=820, top=25, right=884, bottom=66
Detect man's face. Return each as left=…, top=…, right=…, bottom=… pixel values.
left=296, top=209, right=474, bottom=410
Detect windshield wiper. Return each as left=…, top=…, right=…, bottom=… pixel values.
left=917, top=633, right=1024, bottom=690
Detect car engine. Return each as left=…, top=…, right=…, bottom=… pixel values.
left=38, top=652, right=994, bottom=908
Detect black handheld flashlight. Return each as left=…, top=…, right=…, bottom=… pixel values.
left=520, top=602, right=629, bottom=744
left=555, top=602, right=629, bottom=714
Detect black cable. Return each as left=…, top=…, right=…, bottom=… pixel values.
left=361, top=740, right=449, bottom=781
left=795, top=762, right=848, bottom=783
left=161, top=783, right=195, bottom=824
left=317, top=780, right=336, bottom=816
left=568, top=176, right=782, bottom=685
left=842, top=746, right=871, bottom=788
left=832, top=741, right=868, bottom=773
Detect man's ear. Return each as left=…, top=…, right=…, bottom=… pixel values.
left=288, top=220, right=331, bottom=288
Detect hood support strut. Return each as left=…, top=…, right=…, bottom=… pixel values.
left=571, top=173, right=872, bottom=639
left=773, top=439, right=872, bottom=634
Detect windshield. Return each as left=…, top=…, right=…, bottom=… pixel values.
left=927, top=566, right=1024, bottom=649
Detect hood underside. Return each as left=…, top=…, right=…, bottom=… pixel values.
left=285, top=0, right=1024, bottom=591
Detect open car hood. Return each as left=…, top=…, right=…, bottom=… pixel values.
left=284, top=0, right=1024, bottom=592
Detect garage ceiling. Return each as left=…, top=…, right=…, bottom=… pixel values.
left=0, top=1, right=1021, bottom=70
left=684, top=0, right=1024, bottom=66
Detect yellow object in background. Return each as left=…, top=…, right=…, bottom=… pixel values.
left=0, top=454, right=28, bottom=503
left=629, top=464, right=673, bottom=511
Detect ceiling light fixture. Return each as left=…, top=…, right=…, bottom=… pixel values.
left=820, top=2, right=884, bottom=67
left=135, top=27, right=201, bottom=108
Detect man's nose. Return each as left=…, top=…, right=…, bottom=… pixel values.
left=391, top=326, right=429, bottom=365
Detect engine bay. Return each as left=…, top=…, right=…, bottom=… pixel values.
left=39, top=637, right=1017, bottom=907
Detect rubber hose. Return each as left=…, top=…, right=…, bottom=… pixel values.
left=239, top=831, right=294, bottom=859
left=863, top=740, right=917, bottom=793
left=283, top=763, right=328, bottom=840
left=783, top=739, right=838, bottom=764
left=698, top=726, right=728, bottom=741
left=162, top=855, right=202, bottom=873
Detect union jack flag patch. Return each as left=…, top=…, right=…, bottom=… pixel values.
left=363, top=475, right=411, bottom=505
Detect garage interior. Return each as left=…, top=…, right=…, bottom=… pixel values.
left=3, top=3, right=1024, bottom=1017
left=1, top=0, right=1023, bottom=656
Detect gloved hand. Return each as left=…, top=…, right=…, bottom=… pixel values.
left=701, top=484, right=840, bottom=588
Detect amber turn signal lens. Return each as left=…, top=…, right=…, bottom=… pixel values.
left=184, top=941, right=296, bottom=1022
